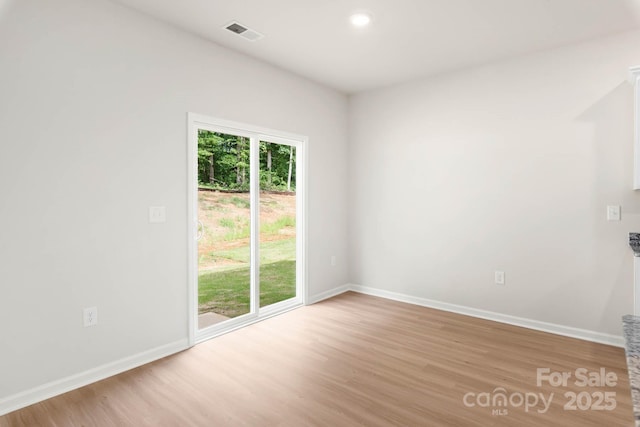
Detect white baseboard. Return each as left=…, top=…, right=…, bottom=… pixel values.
left=347, top=284, right=625, bottom=348
left=308, top=284, right=351, bottom=304
left=0, top=339, right=190, bottom=416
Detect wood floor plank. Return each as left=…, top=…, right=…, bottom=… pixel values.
left=0, top=292, right=634, bottom=426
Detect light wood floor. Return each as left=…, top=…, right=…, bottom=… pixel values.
left=0, top=292, right=634, bottom=426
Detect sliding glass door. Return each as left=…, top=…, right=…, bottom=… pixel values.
left=187, top=115, right=305, bottom=344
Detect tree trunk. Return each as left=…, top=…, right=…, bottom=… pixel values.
left=287, top=146, right=294, bottom=191
left=236, top=137, right=243, bottom=185
left=267, top=147, right=272, bottom=185
left=209, top=154, right=215, bottom=184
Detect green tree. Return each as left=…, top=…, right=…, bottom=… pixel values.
left=197, top=130, right=222, bottom=185
left=198, top=133, right=294, bottom=192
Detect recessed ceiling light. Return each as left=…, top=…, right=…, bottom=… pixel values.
left=350, top=12, right=372, bottom=28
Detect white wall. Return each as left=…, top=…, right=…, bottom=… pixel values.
left=0, top=0, right=348, bottom=400
left=349, top=30, right=640, bottom=336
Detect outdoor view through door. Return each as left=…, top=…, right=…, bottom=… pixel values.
left=190, top=119, right=303, bottom=337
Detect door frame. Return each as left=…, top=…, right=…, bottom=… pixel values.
left=187, top=113, right=308, bottom=345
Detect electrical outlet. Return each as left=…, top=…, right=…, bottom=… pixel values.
left=495, top=271, right=505, bottom=286
left=83, top=307, right=98, bottom=327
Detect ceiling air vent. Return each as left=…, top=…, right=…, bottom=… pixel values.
left=224, top=21, right=264, bottom=42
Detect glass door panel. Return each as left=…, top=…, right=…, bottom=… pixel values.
left=259, top=141, right=297, bottom=308
left=197, top=131, right=252, bottom=329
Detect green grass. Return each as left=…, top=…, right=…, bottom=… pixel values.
left=198, top=260, right=296, bottom=316
left=209, top=214, right=294, bottom=243
left=197, top=191, right=297, bottom=318
left=198, top=194, right=227, bottom=212
left=202, top=238, right=295, bottom=266
left=219, top=196, right=250, bottom=209
left=219, top=217, right=235, bottom=228
left=222, top=217, right=250, bottom=241
left=198, top=183, right=216, bottom=190
left=205, top=205, right=227, bottom=212
left=261, top=216, right=295, bottom=234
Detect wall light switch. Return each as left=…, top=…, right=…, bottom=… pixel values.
left=149, top=206, right=166, bottom=223
left=607, top=205, right=621, bottom=221
left=495, top=271, right=505, bottom=286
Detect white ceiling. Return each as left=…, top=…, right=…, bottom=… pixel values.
left=113, top=0, right=640, bottom=94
